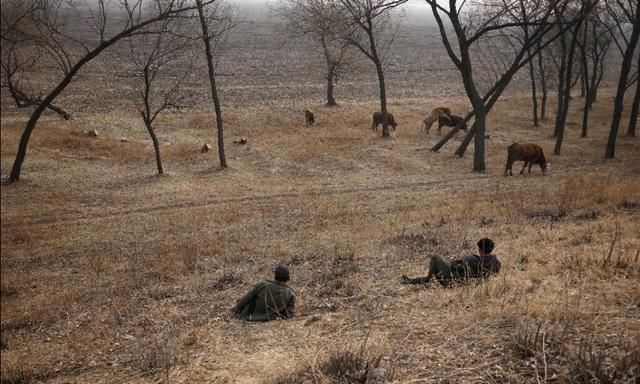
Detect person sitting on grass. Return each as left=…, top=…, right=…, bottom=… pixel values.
left=401, top=238, right=501, bottom=286
left=232, top=265, right=296, bottom=321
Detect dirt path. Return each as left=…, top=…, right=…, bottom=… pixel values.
left=2, top=158, right=614, bottom=229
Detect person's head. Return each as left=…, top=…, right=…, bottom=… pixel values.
left=274, top=265, right=290, bottom=283
left=477, top=238, right=495, bottom=256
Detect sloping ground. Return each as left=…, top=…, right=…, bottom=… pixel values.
left=1, top=91, right=639, bottom=383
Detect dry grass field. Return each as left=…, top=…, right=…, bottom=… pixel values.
left=1, top=85, right=639, bottom=383
left=1, top=5, right=639, bottom=382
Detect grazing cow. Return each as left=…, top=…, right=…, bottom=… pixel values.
left=437, top=114, right=468, bottom=135
left=422, top=107, right=452, bottom=133
left=371, top=111, right=398, bottom=131
left=304, top=109, right=315, bottom=127
left=504, top=143, right=550, bottom=176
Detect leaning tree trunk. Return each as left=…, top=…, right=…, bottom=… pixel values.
left=605, top=5, right=640, bottom=158
left=455, top=121, right=476, bottom=157
left=196, top=0, right=227, bottom=168
left=9, top=48, right=104, bottom=181
left=144, top=121, right=164, bottom=175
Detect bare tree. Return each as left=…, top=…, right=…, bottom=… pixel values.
left=604, top=0, right=640, bottom=157
left=277, top=0, right=353, bottom=106
left=426, top=0, right=585, bottom=171
left=553, top=5, right=585, bottom=155
left=1, top=1, right=70, bottom=119
left=195, top=0, right=234, bottom=169
left=1, top=0, right=214, bottom=183
left=337, top=0, right=407, bottom=138
left=579, top=9, right=613, bottom=137
left=123, top=18, right=194, bottom=175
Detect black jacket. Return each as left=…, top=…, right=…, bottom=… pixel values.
left=450, top=255, right=501, bottom=280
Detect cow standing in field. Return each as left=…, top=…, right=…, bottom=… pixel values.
left=504, top=143, right=550, bottom=176
left=422, top=107, right=452, bottom=133
left=371, top=111, right=398, bottom=131
left=437, top=114, right=468, bottom=135
left=304, top=109, right=315, bottom=127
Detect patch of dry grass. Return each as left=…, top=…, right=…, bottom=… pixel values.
left=1, top=89, right=639, bottom=384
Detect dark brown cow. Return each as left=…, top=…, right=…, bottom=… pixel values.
left=304, top=109, right=315, bottom=127
left=437, top=114, right=468, bottom=134
left=371, top=112, right=398, bottom=131
left=504, top=143, right=550, bottom=176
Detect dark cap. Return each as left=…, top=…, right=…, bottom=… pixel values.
left=274, top=265, right=290, bottom=282
left=477, top=238, right=495, bottom=254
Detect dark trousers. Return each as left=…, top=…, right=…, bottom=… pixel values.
left=404, top=255, right=453, bottom=285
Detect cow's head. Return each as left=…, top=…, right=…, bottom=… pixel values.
left=542, top=162, right=551, bottom=173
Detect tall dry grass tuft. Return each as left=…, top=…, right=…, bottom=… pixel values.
left=134, top=337, right=180, bottom=381
left=275, top=335, right=391, bottom=384
left=560, top=175, right=640, bottom=210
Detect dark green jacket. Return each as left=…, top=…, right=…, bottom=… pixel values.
left=451, top=255, right=501, bottom=280
left=232, top=281, right=295, bottom=322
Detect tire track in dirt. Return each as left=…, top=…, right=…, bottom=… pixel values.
left=6, top=175, right=489, bottom=229
left=1, top=158, right=619, bottom=229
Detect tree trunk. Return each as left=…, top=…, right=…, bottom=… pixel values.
left=196, top=0, right=227, bottom=168
left=454, top=121, right=476, bottom=157
left=554, top=32, right=568, bottom=139
left=326, top=65, right=337, bottom=106
left=472, top=109, right=487, bottom=172
left=144, top=121, right=164, bottom=175
left=605, top=5, right=640, bottom=158
left=555, top=21, right=582, bottom=155
left=432, top=112, right=473, bottom=152
left=579, top=25, right=590, bottom=138
left=588, top=23, right=600, bottom=109
left=374, top=58, right=389, bottom=137
left=627, top=66, right=639, bottom=137
left=521, top=20, right=538, bottom=127
left=528, top=57, right=539, bottom=127
left=321, top=36, right=338, bottom=107
left=537, top=40, right=548, bottom=120
left=593, top=57, right=605, bottom=102
left=579, top=59, right=586, bottom=97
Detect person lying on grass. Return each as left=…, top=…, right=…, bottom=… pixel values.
left=232, top=265, right=296, bottom=321
left=401, top=238, right=501, bottom=286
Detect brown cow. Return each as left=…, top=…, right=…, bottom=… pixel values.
left=504, top=143, right=550, bottom=176
left=304, top=109, right=315, bottom=127
left=437, top=114, right=468, bottom=135
left=371, top=111, right=398, bottom=131
left=422, top=107, right=452, bottom=133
